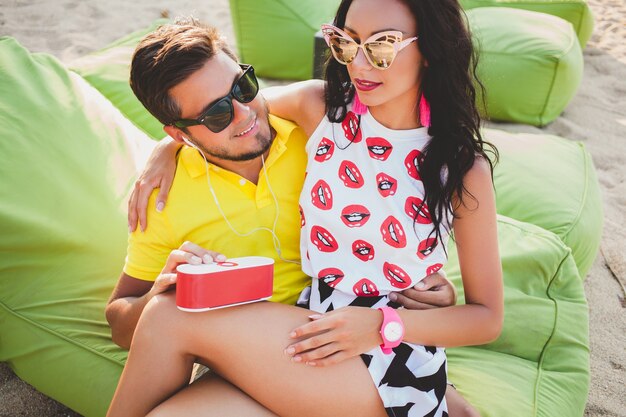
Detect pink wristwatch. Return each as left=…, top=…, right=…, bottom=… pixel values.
left=378, top=307, right=405, bottom=354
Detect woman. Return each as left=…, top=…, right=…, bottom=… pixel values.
left=108, top=0, right=502, bottom=416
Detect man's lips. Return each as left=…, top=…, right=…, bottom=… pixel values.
left=354, top=78, right=382, bottom=92
left=234, top=116, right=257, bottom=137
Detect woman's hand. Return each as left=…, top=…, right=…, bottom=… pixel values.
left=284, top=306, right=382, bottom=367
left=390, top=271, right=457, bottom=309
left=148, top=241, right=226, bottom=298
left=128, top=137, right=181, bottom=232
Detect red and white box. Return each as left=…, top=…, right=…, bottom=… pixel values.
left=176, top=256, right=274, bottom=312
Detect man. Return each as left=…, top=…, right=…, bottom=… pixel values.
left=105, top=18, right=477, bottom=417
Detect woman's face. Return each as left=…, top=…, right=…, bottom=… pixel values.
left=343, top=0, right=424, bottom=110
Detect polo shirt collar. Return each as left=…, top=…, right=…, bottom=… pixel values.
left=180, top=115, right=300, bottom=179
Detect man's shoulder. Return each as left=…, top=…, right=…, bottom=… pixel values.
left=176, top=146, right=207, bottom=180
left=269, top=114, right=307, bottom=143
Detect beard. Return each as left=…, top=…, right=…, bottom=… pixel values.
left=190, top=104, right=274, bottom=162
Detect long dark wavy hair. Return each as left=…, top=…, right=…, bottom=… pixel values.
left=324, top=0, right=498, bottom=246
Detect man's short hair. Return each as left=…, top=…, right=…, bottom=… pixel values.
left=130, top=17, right=238, bottom=126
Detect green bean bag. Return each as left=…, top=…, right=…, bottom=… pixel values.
left=69, top=20, right=167, bottom=140
left=460, top=0, right=594, bottom=47
left=468, top=7, right=584, bottom=126
left=229, top=0, right=339, bottom=80
left=488, top=128, right=603, bottom=278
left=0, top=24, right=592, bottom=417
left=0, top=37, right=155, bottom=417
left=447, top=216, right=589, bottom=417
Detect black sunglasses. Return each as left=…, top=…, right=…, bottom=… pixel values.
left=172, top=64, right=259, bottom=133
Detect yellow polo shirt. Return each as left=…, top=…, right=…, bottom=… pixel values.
left=124, top=115, right=308, bottom=305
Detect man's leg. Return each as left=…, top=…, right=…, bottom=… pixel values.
left=107, top=295, right=388, bottom=417
left=147, top=372, right=278, bottom=417
left=445, top=385, right=481, bottom=417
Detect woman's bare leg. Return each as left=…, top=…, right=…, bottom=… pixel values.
left=107, top=294, right=387, bottom=417
left=147, top=372, right=277, bottom=417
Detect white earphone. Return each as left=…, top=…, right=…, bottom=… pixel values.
left=185, top=138, right=300, bottom=265
left=182, top=136, right=196, bottom=148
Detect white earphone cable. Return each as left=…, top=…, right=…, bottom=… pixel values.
left=193, top=144, right=300, bottom=265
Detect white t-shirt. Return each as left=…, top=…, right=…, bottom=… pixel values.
left=299, top=107, right=451, bottom=310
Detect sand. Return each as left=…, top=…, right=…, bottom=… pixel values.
left=0, top=0, right=624, bottom=415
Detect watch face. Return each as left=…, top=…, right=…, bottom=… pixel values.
left=383, top=321, right=403, bottom=342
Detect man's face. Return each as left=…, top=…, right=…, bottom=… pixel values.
left=168, top=52, right=272, bottom=162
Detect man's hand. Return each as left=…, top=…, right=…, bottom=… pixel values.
left=106, top=241, right=226, bottom=349
left=148, top=241, right=227, bottom=298
left=389, top=271, right=457, bottom=309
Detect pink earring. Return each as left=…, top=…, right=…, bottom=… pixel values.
left=353, top=91, right=367, bottom=115
left=419, top=94, right=431, bottom=127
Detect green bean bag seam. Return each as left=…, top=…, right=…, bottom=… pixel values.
left=0, top=293, right=125, bottom=368
left=479, top=31, right=576, bottom=60
left=448, top=215, right=589, bottom=416
left=275, top=0, right=319, bottom=30
left=559, top=143, right=593, bottom=243
left=230, top=0, right=319, bottom=64
left=538, top=32, right=577, bottom=125
left=497, top=216, right=587, bottom=417
left=538, top=59, right=561, bottom=126
left=532, top=252, right=569, bottom=417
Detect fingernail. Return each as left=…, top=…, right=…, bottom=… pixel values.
left=203, top=254, right=213, bottom=264
left=191, top=255, right=202, bottom=264
left=306, top=362, right=316, bottom=367
left=308, top=314, right=322, bottom=320
left=128, top=225, right=132, bottom=233
left=388, top=293, right=397, bottom=301
left=216, top=254, right=227, bottom=262
left=292, top=356, right=302, bottom=363
left=289, top=331, right=297, bottom=338
left=285, top=347, right=295, bottom=355
left=416, top=281, right=426, bottom=289
left=156, top=202, right=164, bottom=212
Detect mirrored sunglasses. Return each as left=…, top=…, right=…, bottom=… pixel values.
left=321, top=24, right=417, bottom=70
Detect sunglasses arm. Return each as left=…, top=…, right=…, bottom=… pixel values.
left=395, top=36, right=418, bottom=52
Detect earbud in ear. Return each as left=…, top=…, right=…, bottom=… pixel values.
left=183, top=137, right=197, bottom=148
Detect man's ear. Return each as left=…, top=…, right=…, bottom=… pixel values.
left=163, top=125, right=186, bottom=143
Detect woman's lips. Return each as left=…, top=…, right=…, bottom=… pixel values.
left=354, top=78, right=382, bottom=92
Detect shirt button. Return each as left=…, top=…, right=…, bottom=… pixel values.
left=239, top=179, right=246, bottom=186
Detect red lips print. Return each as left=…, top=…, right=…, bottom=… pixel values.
left=366, top=137, right=393, bottom=161
left=426, top=263, right=443, bottom=275
left=376, top=172, right=397, bottom=197
left=404, top=196, right=432, bottom=224
left=417, top=238, right=438, bottom=259
left=380, top=215, right=407, bottom=248
left=405, top=149, right=424, bottom=180
left=383, top=262, right=411, bottom=289
left=341, top=204, right=371, bottom=228
left=310, top=225, right=339, bottom=252
left=311, top=179, right=333, bottom=210
left=342, top=111, right=362, bottom=143
left=318, top=267, right=344, bottom=288
left=353, top=278, right=379, bottom=297
left=352, top=239, right=375, bottom=261
left=338, top=160, right=364, bottom=188
left=314, top=137, right=335, bottom=162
